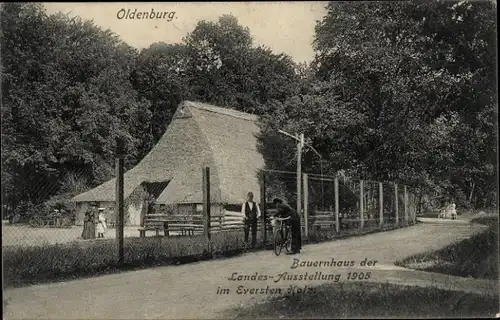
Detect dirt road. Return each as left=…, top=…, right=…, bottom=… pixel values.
left=3, top=221, right=496, bottom=319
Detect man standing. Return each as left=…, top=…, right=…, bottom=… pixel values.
left=241, top=192, right=261, bottom=247
left=273, top=197, right=302, bottom=254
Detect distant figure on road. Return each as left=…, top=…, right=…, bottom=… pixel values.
left=81, top=203, right=97, bottom=240
left=241, top=192, right=261, bottom=247
left=273, top=197, right=302, bottom=254
left=96, top=208, right=107, bottom=238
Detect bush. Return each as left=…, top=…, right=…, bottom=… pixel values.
left=8, top=194, right=78, bottom=224
left=41, top=194, right=77, bottom=219
left=10, top=201, right=41, bottom=223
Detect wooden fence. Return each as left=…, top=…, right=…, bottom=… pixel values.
left=138, top=167, right=418, bottom=240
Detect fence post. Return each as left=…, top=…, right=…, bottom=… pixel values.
left=408, top=191, right=413, bottom=224
left=334, top=177, right=339, bottom=233
left=410, top=191, right=415, bottom=224
left=296, top=134, right=303, bottom=221
left=394, top=183, right=399, bottom=226
left=360, top=180, right=364, bottom=230
left=115, top=144, right=125, bottom=265
left=260, top=170, right=267, bottom=244
left=413, top=192, right=417, bottom=224
left=379, top=182, right=383, bottom=228
left=202, top=167, right=211, bottom=252
left=303, top=173, right=309, bottom=239
left=404, top=185, right=408, bottom=226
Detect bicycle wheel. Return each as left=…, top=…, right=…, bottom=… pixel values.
left=273, top=228, right=283, bottom=256
left=284, top=227, right=292, bottom=253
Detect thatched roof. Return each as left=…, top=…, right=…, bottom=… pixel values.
left=72, top=101, right=265, bottom=204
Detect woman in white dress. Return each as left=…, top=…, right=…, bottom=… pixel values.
left=96, top=208, right=107, bottom=238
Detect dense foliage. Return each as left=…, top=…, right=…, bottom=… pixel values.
left=1, top=3, right=151, bottom=218
left=258, top=0, right=497, bottom=208
left=1, top=1, right=497, bottom=220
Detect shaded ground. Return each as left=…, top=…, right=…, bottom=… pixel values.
left=226, top=282, right=499, bottom=319
left=3, top=221, right=497, bottom=319
left=398, top=215, right=498, bottom=280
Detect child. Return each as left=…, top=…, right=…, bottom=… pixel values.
left=96, top=208, right=107, bottom=238
left=449, top=203, right=457, bottom=220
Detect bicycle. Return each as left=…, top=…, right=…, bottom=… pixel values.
left=272, top=216, right=292, bottom=256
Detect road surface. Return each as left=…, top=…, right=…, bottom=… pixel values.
left=3, top=220, right=497, bottom=319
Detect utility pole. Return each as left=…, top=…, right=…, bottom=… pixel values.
left=278, top=130, right=306, bottom=215
left=297, top=133, right=304, bottom=217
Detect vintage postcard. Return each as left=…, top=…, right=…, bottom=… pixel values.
left=1, top=1, right=498, bottom=319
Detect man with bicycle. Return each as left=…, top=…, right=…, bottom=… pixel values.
left=273, top=197, right=302, bottom=254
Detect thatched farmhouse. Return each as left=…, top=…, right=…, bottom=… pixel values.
left=72, top=101, right=265, bottom=226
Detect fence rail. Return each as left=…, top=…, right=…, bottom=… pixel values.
left=2, top=165, right=427, bottom=288
left=2, top=167, right=420, bottom=246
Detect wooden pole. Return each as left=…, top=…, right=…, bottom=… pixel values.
left=296, top=133, right=304, bottom=219
left=394, top=183, right=399, bottom=226
left=115, top=157, right=124, bottom=264
left=409, top=190, right=413, bottom=224
left=260, top=170, right=267, bottom=244
left=334, top=177, right=339, bottom=233
left=303, top=173, right=309, bottom=238
left=379, top=182, right=383, bottom=228
left=413, top=192, right=417, bottom=224
left=404, top=185, right=408, bottom=225
left=203, top=167, right=211, bottom=246
left=360, top=180, right=364, bottom=230
left=411, top=191, right=416, bottom=224
left=417, top=187, right=423, bottom=216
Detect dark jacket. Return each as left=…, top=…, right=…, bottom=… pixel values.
left=275, top=203, right=299, bottom=220
left=84, top=209, right=96, bottom=223
left=244, top=201, right=258, bottom=219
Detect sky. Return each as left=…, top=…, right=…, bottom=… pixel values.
left=43, top=2, right=328, bottom=63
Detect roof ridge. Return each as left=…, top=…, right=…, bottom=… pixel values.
left=183, top=100, right=258, bottom=122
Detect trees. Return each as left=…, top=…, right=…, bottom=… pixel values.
left=182, top=15, right=300, bottom=115
left=131, top=42, right=191, bottom=153
left=2, top=2, right=496, bottom=215
left=1, top=3, right=150, bottom=213
left=257, top=1, right=497, bottom=208
left=1, top=7, right=303, bottom=216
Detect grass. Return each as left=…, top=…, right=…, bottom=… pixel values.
left=305, top=220, right=412, bottom=244
left=2, top=221, right=409, bottom=289
left=3, top=231, right=251, bottom=288
left=227, top=282, right=499, bottom=319
left=395, top=214, right=498, bottom=280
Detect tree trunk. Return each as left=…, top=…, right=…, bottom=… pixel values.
left=468, top=181, right=475, bottom=204
left=418, top=189, right=423, bottom=215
